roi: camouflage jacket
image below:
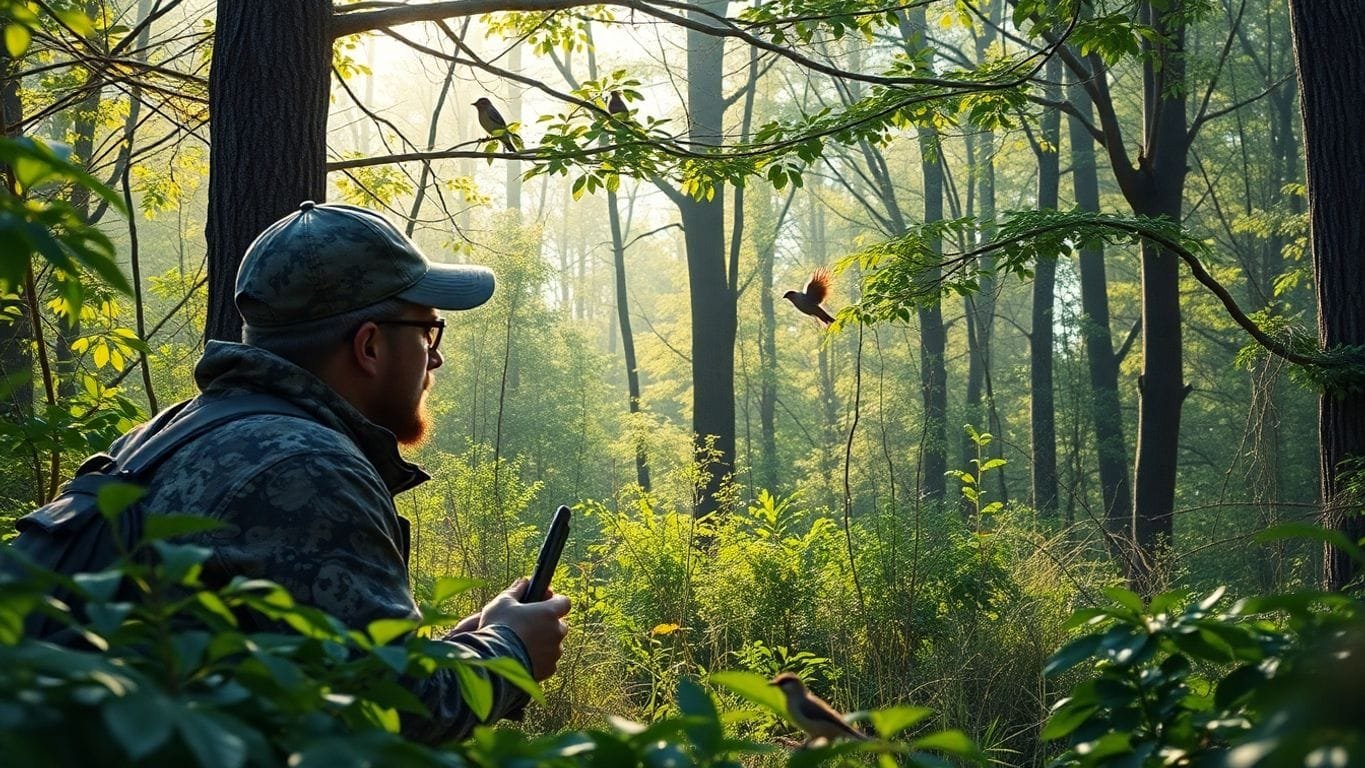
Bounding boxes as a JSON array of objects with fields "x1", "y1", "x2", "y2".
[{"x1": 115, "y1": 341, "x2": 530, "y2": 743}]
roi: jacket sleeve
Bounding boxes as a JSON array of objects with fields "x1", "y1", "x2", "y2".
[{"x1": 192, "y1": 450, "x2": 531, "y2": 742}]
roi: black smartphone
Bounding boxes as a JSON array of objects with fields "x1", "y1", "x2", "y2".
[{"x1": 521, "y1": 505, "x2": 571, "y2": 602}]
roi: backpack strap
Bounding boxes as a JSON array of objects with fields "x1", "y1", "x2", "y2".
[{"x1": 115, "y1": 393, "x2": 312, "y2": 478}]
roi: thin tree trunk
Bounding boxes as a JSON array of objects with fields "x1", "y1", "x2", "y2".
[
  {"x1": 1030, "y1": 54, "x2": 1061, "y2": 518},
  {"x1": 607, "y1": 187, "x2": 650, "y2": 491}
]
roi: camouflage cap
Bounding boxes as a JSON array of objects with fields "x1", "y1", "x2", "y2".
[{"x1": 235, "y1": 201, "x2": 495, "y2": 328}]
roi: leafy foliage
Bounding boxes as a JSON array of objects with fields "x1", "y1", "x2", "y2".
[
  {"x1": 1, "y1": 491, "x2": 985, "y2": 767},
  {"x1": 1043, "y1": 580, "x2": 1364, "y2": 767}
]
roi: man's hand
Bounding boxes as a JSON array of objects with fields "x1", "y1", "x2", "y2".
[{"x1": 477, "y1": 577, "x2": 571, "y2": 680}]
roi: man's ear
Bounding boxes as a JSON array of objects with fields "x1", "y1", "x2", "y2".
[{"x1": 350, "y1": 321, "x2": 384, "y2": 377}]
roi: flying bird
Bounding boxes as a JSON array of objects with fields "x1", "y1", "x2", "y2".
[
  {"x1": 473, "y1": 97, "x2": 518, "y2": 153},
  {"x1": 770, "y1": 673, "x2": 869, "y2": 743},
  {"x1": 782, "y1": 268, "x2": 836, "y2": 325},
  {"x1": 607, "y1": 90, "x2": 629, "y2": 118}
]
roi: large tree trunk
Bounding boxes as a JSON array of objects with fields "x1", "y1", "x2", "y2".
[
  {"x1": 1128, "y1": 3, "x2": 1191, "y2": 588},
  {"x1": 1029, "y1": 55, "x2": 1061, "y2": 518},
  {"x1": 680, "y1": 0, "x2": 737, "y2": 515},
  {"x1": 1068, "y1": 71, "x2": 1132, "y2": 550},
  {"x1": 205, "y1": 0, "x2": 331, "y2": 342},
  {"x1": 1287, "y1": 2, "x2": 1365, "y2": 590}
]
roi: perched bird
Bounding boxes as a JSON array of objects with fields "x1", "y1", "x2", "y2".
[
  {"x1": 782, "y1": 268, "x2": 836, "y2": 325},
  {"x1": 607, "y1": 89, "x2": 629, "y2": 118},
  {"x1": 473, "y1": 97, "x2": 518, "y2": 153},
  {"x1": 770, "y1": 673, "x2": 868, "y2": 742}
]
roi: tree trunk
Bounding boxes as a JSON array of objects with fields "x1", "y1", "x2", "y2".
[
  {"x1": 0, "y1": 35, "x2": 33, "y2": 419},
  {"x1": 679, "y1": 0, "x2": 736, "y2": 515},
  {"x1": 1128, "y1": 3, "x2": 1190, "y2": 588},
  {"x1": 607, "y1": 187, "x2": 650, "y2": 491},
  {"x1": 205, "y1": 0, "x2": 331, "y2": 342},
  {"x1": 962, "y1": 0, "x2": 1001, "y2": 510},
  {"x1": 1287, "y1": 1, "x2": 1365, "y2": 590},
  {"x1": 1068, "y1": 70, "x2": 1132, "y2": 550},
  {"x1": 1029, "y1": 54, "x2": 1061, "y2": 518}
]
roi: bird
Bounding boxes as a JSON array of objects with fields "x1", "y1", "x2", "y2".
[
  {"x1": 607, "y1": 90, "x2": 629, "y2": 119},
  {"x1": 770, "y1": 672, "x2": 869, "y2": 743},
  {"x1": 473, "y1": 97, "x2": 518, "y2": 153},
  {"x1": 782, "y1": 268, "x2": 836, "y2": 325}
]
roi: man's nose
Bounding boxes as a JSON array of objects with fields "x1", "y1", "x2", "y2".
[{"x1": 429, "y1": 347, "x2": 444, "y2": 370}]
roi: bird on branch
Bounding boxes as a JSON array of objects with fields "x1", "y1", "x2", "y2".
[
  {"x1": 782, "y1": 268, "x2": 836, "y2": 325},
  {"x1": 770, "y1": 673, "x2": 869, "y2": 743},
  {"x1": 473, "y1": 97, "x2": 520, "y2": 153},
  {"x1": 607, "y1": 89, "x2": 630, "y2": 119}
]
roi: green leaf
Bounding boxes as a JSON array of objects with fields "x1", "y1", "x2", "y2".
[
  {"x1": 371, "y1": 644, "x2": 409, "y2": 674},
  {"x1": 454, "y1": 661, "x2": 493, "y2": 719},
  {"x1": 1073, "y1": 732, "x2": 1132, "y2": 761},
  {"x1": 97, "y1": 482, "x2": 146, "y2": 520},
  {"x1": 868, "y1": 705, "x2": 933, "y2": 737},
  {"x1": 73, "y1": 570, "x2": 124, "y2": 602},
  {"x1": 103, "y1": 693, "x2": 173, "y2": 760},
  {"x1": 709, "y1": 671, "x2": 787, "y2": 714},
  {"x1": 176, "y1": 710, "x2": 247, "y2": 768},
  {"x1": 87, "y1": 601, "x2": 133, "y2": 635},
  {"x1": 1101, "y1": 586, "x2": 1145, "y2": 613},
  {"x1": 150, "y1": 541, "x2": 211, "y2": 583},
  {"x1": 1044, "y1": 633, "x2": 1104, "y2": 677},
  {"x1": 142, "y1": 514, "x2": 225, "y2": 542},
  {"x1": 1041, "y1": 700, "x2": 1099, "y2": 741},
  {"x1": 4, "y1": 24, "x2": 31, "y2": 57},
  {"x1": 471, "y1": 655, "x2": 544, "y2": 704},
  {"x1": 1256, "y1": 522, "x2": 1365, "y2": 564},
  {"x1": 430, "y1": 576, "x2": 484, "y2": 604},
  {"x1": 366, "y1": 617, "x2": 417, "y2": 646},
  {"x1": 911, "y1": 729, "x2": 981, "y2": 759}
]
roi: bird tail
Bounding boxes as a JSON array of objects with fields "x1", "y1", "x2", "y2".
[{"x1": 815, "y1": 306, "x2": 835, "y2": 325}]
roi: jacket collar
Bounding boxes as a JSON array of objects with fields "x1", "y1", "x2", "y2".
[{"x1": 193, "y1": 341, "x2": 429, "y2": 495}]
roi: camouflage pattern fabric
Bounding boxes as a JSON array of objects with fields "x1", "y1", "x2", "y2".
[{"x1": 116, "y1": 341, "x2": 529, "y2": 743}]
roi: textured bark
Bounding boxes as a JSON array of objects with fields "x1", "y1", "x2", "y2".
[
  {"x1": 205, "y1": 0, "x2": 331, "y2": 342},
  {"x1": 907, "y1": 7, "x2": 947, "y2": 502},
  {"x1": 1029, "y1": 55, "x2": 1061, "y2": 518},
  {"x1": 0, "y1": 37, "x2": 33, "y2": 419},
  {"x1": 1287, "y1": 1, "x2": 1365, "y2": 590},
  {"x1": 679, "y1": 0, "x2": 736, "y2": 515},
  {"x1": 1066, "y1": 1, "x2": 1192, "y2": 588},
  {"x1": 1068, "y1": 72, "x2": 1132, "y2": 547}
]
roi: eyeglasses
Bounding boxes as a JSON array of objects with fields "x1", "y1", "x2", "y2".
[{"x1": 374, "y1": 318, "x2": 445, "y2": 350}]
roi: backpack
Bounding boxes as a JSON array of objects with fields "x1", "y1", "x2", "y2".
[{"x1": 3, "y1": 393, "x2": 309, "y2": 638}]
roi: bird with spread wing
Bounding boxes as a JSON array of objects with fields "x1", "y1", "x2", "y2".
[{"x1": 782, "y1": 268, "x2": 836, "y2": 325}]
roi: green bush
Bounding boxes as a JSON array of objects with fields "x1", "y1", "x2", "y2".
[
  {"x1": 1042, "y1": 571, "x2": 1364, "y2": 766},
  {"x1": 0, "y1": 493, "x2": 984, "y2": 767}
]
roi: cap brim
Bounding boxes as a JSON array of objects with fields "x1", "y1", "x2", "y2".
[{"x1": 398, "y1": 263, "x2": 496, "y2": 310}]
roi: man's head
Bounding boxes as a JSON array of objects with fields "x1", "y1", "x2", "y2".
[{"x1": 235, "y1": 201, "x2": 495, "y2": 444}]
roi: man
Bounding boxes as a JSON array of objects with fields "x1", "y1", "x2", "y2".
[{"x1": 119, "y1": 200, "x2": 569, "y2": 743}]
